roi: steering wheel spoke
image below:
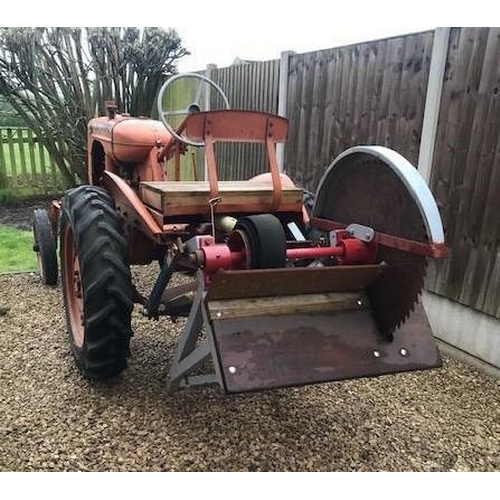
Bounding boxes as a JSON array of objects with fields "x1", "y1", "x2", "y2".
[
  {"x1": 163, "y1": 109, "x2": 190, "y2": 116},
  {"x1": 157, "y1": 72, "x2": 230, "y2": 147}
]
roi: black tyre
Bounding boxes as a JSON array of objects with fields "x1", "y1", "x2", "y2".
[
  {"x1": 33, "y1": 208, "x2": 58, "y2": 285},
  {"x1": 60, "y1": 185, "x2": 133, "y2": 379},
  {"x1": 234, "y1": 214, "x2": 286, "y2": 268}
]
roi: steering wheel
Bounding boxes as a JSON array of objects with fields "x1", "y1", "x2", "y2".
[{"x1": 157, "y1": 72, "x2": 230, "y2": 147}]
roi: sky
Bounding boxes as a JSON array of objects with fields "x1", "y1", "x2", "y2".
[
  {"x1": 4, "y1": 0, "x2": 498, "y2": 73},
  {"x1": 176, "y1": 24, "x2": 434, "y2": 73}
]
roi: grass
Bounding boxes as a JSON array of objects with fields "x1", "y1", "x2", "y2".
[
  {"x1": 0, "y1": 128, "x2": 52, "y2": 176},
  {"x1": 0, "y1": 128, "x2": 65, "y2": 196},
  {"x1": 0, "y1": 225, "x2": 38, "y2": 273}
]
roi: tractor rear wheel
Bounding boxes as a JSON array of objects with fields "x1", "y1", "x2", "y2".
[
  {"x1": 60, "y1": 185, "x2": 133, "y2": 379},
  {"x1": 33, "y1": 208, "x2": 58, "y2": 285}
]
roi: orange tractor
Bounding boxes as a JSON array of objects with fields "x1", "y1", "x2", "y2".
[{"x1": 33, "y1": 73, "x2": 448, "y2": 394}]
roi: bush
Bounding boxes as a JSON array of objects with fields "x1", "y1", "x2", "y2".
[{"x1": 0, "y1": 188, "x2": 18, "y2": 206}]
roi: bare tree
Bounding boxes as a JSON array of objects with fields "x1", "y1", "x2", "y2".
[{"x1": 0, "y1": 27, "x2": 188, "y2": 185}]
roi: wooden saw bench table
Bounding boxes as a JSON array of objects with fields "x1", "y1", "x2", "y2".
[{"x1": 140, "y1": 181, "x2": 303, "y2": 216}]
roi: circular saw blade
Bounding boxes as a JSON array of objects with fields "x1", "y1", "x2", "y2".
[{"x1": 314, "y1": 154, "x2": 428, "y2": 339}]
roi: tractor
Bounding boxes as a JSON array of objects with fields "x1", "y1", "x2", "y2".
[{"x1": 33, "y1": 73, "x2": 448, "y2": 394}]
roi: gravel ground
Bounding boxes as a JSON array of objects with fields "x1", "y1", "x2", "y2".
[{"x1": 0, "y1": 269, "x2": 499, "y2": 472}]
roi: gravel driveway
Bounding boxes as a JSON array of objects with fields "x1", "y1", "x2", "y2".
[{"x1": 0, "y1": 269, "x2": 498, "y2": 471}]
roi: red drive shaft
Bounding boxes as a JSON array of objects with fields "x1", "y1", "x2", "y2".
[
  {"x1": 286, "y1": 238, "x2": 375, "y2": 264},
  {"x1": 201, "y1": 237, "x2": 376, "y2": 275}
]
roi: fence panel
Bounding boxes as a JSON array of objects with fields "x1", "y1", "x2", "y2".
[
  {"x1": 284, "y1": 32, "x2": 434, "y2": 192},
  {"x1": 426, "y1": 27, "x2": 500, "y2": 318},
  {"x1": 0, "y1": 127, "x2": 63, "y2": 195},
  {"x1": 210, "y1": 59, "x2": 280, "y2": 180}
]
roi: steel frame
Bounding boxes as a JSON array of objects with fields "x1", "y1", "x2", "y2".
[{"x1": 167, "y1": 275, "x2": 224, "y2": 393}]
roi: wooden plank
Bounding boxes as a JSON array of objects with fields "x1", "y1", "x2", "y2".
[
  {"x1": 0, "y1": 129, "x2": 7, "y2": 185},
  {"x1": 37, "y1": 132, "x2": 48, "y2": 192},
  {"x1": 367, "y1": 39, "x2": 389, "y2": 142},
  {"x1": 482, "y1": 247, "x2": 500, "y2": 317},
  {"x1": 17, "y1": 128, "x2": 28, "y2": 186},
  {"x1": 140, "y1": 180, "x2": 303, "y2": 216},
  {"x1": 26, "y1": 129, "x2": 37, "y2": 186},
  {"x1": 142, "y1": 180, "x2": 302, "y2": 194},
  {"x1": 208, "y1": 292, "x2": 367, "y2": 320},
  {"x1": 307, "y1": 52, "x2": 328, "y2": 188},
  {"x1": 6, "y1": 129, "x2": 17, "y2": 188},
  {"x1": 283, "y1": 55, "x2": 301, "y2": 180},
  {"x1": 352, "y1": 42, "x2": 372, "y2": 145},
  {"x1": 296, "y1": 52, "x2": 315, "y2": 188},
  {"x1": 319, "y1": 50, "x2": 337, "y2": 168}
]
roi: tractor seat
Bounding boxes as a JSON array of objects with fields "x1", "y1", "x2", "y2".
[{"x1": 139, "y1": 180, "x2": 303, "y2": 216}]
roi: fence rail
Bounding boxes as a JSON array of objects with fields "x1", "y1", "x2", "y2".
[{"x1": 0, "y1": 127, "x2": 64, "y2": 195}]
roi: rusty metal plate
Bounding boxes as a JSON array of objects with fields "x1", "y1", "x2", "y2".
[
  {"x1": 207, "y1": 264, "x2": 387, "y2": 301},
  {"x1": 211, "y1": 302, "x2": 441, "y2": 394}
]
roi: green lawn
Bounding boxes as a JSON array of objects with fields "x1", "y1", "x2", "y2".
[{"x1": 0, "y1": 225, "x2": 38, "y2": 273}]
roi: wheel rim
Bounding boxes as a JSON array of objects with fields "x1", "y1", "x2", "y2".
[
  {"x1": 33, "y1": 224, "x2": 46, "y2": 281},
  {"x1": 62, "y1": 224, "x2": 85, "y2": 348}
]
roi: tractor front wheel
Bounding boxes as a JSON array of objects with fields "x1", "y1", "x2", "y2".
[
  {"x1": 60, "y1": 186, "x2": 133, "y2": 379},
  {"x1": 33, "y1": 208, "x2": 58, "y2": 285}
]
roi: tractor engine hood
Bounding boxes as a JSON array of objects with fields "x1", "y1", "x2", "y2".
[{"x1": 88, "y1": 115, "x2": 173, "y2": 164}]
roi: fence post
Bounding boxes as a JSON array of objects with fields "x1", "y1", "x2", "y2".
[
  {"x1": 417, "y1": 27, "x2": 451, "y2": 184},
  {"x1": 277, "y1": 51, "x2": 293, "y2": 173}
]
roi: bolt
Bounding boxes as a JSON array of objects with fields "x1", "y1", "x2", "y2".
[
  {"x1": 228, "y1": 366, "x2": 237, "y2": 374},
  {"x1": 357, "y1": 299, "x2": 363, "y2": 306},
  {"x1": 400, "y1": 348, "x2": 408, "y2": 357},
  {"x1": 373, "y1": 350, "x2": 380, "y2": 358},
  {"x1": 216, "y1": 311, "x2": 222, "y2": 319}
]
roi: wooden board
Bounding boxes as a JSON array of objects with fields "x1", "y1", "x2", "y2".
[
  {"x1": 140, "y1": 180, "x2": 303, "y2": 216},
  {"x1": 208, "y1": 292, "x2": 368, "y2": 320}
]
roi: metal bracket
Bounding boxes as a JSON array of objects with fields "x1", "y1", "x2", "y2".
[
  {"x1": 346, "y1": 223, "x2": 375, "y2": 242},
  {"x1": 167, "y1": 276, "x2": 224, "y2": 393}
]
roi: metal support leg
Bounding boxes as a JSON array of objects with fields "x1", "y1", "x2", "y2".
[{"x1": 167, "y1": 279, "x2": 224, "y2": 393}]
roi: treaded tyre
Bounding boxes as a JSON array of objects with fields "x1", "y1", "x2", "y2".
[
  {"x1": 234, "y1": 214, "x2": 286, "y2": 268},
  {"x1": 33, "y1": 208, "x2": 58, "y2": 285},
  {"x1": 60, "y1": 185, "x2": 133, "y2": 379}
]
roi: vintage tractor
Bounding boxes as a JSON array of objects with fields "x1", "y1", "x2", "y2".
[{"x1": 33, "y1": 73, "x2": 448, "y2": 394}]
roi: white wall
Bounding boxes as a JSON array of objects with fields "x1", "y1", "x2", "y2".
[{"x1": 423, "y1": 291, "x2": 500, "y2": 378}]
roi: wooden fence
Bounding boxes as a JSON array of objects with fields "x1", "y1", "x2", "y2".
[
  {"x1": 0, "y1": 127, "x2": 64, "y2": 195},
  {"x1": 425, "y1": 27, "x2": 500, "y2": 318},
  {"x1": 210, "y1": 59, "x2": 280, "y2": 180},
  {"x1": 284, "y1": 32, "x2": 434, "y2": 191}
]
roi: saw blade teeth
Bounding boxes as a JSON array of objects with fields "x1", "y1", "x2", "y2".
[{"x1": 315, "y1": 155, "x2": 432, "y2": 337}]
